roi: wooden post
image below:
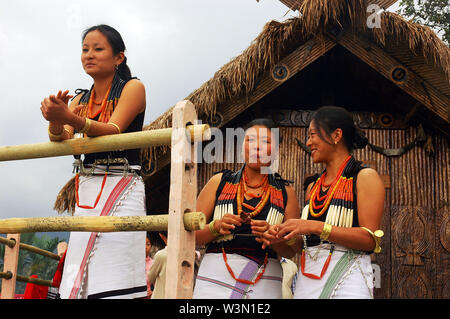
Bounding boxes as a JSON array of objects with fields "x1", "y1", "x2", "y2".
[
  {"x1": 165, "y1": 100, "x2": 198, "y2": 298},
  {"x1": 1, "y1": 233, "x2": 20, "y2": 299}
]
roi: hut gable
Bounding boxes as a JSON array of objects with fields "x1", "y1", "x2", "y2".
[
  {"x1": 142, "y1": 0, "x2": 449, "y2": 299},
  {"x1": 141, "y1": 0, "x2": 449, "y2": 173}
]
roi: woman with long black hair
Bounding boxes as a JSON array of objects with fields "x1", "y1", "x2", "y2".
[
  {"x1": 40, "y1": 25, "x2": 147, "y2": 299},
  {"x1": 261, "y1": 106, "x2": 385, "y2": 299}
]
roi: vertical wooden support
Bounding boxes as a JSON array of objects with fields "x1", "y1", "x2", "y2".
[
  {"x1": 165, "y1": 100, "x2": 198, "y2": 298},
  {"x1": 1, "y1": 233, "x2": 20, "y2": 299}
]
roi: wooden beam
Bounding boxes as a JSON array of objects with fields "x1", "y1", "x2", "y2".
[
  {"x1": 145, "y1": 35, "x2": 336, "y2": 178},
  {"x1": 165, "y1": 100, "x2": 198, "y2": 299},
  {"x1": 218, "y1": 34, "x2": 336, "y2": 127},
  {"x1": 335, "y1": 32, "x2": 449, "y2": 125}
]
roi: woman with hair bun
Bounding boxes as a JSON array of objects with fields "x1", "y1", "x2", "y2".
[
  {"x1": 40, "y1": 25, "x2": 147, "y2": 299},
  {"x1": 261, "y1": 106, "x2": 385, "y2": 299}
]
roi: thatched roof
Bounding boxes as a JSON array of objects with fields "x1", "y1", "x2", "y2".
[
  {"x1": 140, "y1": 0, "x2": 449, "y2": 169},
  {"x1": 54, "y1": 0, "x2": 449, "y2": 214}
]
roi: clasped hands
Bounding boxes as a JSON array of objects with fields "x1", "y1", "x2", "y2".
[
  {"x1": 40, "y1": 90, "x2": 82, "y2": 125},
  {"x1": 215, "y1": 214, "x2": 309, "y2": 249}
]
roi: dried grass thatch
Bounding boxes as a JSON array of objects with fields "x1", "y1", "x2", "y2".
[
  {"x1": 141, "y1": 0, "x2": 449, "y2": 163},
  {"x1": 55, "y1": 0, "x2": 450, "y2": 213}
]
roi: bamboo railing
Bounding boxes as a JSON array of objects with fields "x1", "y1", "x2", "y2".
[{"x1": 0, "y1": 100, "x2": 208, "y2": 299}]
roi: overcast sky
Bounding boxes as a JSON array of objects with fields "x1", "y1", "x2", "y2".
[
  {"x1": 0, "y1": 1, "x2": 402, "y2": 220},
  {"x1": 0, "y1": 0, "x2": 296, "y2": 219}
]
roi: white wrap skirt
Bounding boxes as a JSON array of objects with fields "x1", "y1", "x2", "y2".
[
  {"x1": 293, "y1": 243, "x2": 374, "y2": 299},
  {"x1": 193, "y1": 253, "x2": 283, "y2": 299},
  {"x1": 59, "y1": 170, "x2": 147, "y2": 299}
]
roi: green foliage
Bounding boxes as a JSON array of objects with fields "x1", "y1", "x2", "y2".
[
  {"x1": 0, "y1": 233, "x2": 62, "y2": 296},
  {"x1": 398, "y1": 0, "x2": 450, "y2": 45}
]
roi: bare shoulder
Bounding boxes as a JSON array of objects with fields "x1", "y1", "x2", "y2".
[
  {"x1": 357, "y1": 167, "x2": 384, "y2": 192},
  {"x1": 285, "y1": 184, "x2": 297, "y2": 197},
  {"x1": 206, "y1": 172, "x2": 223, "y2": 189},
  {"x1": 357, "y1": 167, "x2": 381, "y2": 182},
  {"x1": 123, "y1": 78, "x2": 145, "y2": 91}
]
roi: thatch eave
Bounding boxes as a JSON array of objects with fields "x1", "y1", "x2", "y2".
[{"x1": 140, "y1": 1, "x2": 449, "y2": 172}]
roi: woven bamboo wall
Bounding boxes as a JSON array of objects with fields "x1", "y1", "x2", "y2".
[{"x1": 197, "y1": 123, "x2": 449, "y2": 299}]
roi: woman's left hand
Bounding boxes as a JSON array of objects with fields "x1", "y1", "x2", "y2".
[
  {"x1": 255, "y1": 224, "x2": 286, "y2": 249},
  {"x1": 250, "y1": 219, "x2": 270, "y2": 237},
  {"x1": 40, "y1": 90, "x2": 73, "y2": 124},
  {"x1": 274, "y1": 218, "x2": 311, "y2": 241}
]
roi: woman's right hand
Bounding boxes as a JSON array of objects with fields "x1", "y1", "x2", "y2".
[
  {"x1": 215, "y1": 214, "x2": 244, "y2": 235},
  {"x1": 40, "y1": 90, "x2": 74, "y2": 124}
]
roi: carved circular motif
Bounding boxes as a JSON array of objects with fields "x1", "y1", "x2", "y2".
[
  {"x1": 439, "y1": 211, "x2": 450, "y2": 252},
  {"x1": 379, "y1": 113, "x2": 394, "y2": 127},
  {"x1": 272, "y1": 65, "x2": 289, "y2": 81},
  {"x1": 394, "y1": 208, "x2": 430, "y2": 258},
  {"x1": 391, "y1": 66, "x2": 407, "y2": 83},
  {"x1": 208, "y1": 112, "x2": 223, "y2": 127},
  {"x1": 397, "y1": 272, "x2": 431, "y2": 298}
]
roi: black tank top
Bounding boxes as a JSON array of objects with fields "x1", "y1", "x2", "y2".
[
  {"x1": 83, "y1": 110, "x2": 145, "y2": 166},
  {"x1": 206, "y1": 170, "x2": 288, "y2": 264},
  {"x1": 304, "y1": 159, "x2": 363, "y2": 246}
]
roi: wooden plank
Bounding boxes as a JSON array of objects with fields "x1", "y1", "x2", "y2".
[
  {"x1": 335, "y1": 32, "x2": 449, "y2": 127},
  {"x1": 219, "y1": 34, "x2": 336, "y2": 127},
  {"x1": 1, "y1": 234, "x2": 20, "y2": 299},
  {"x1": 165, "y1": 100, "x2": 198, "y2": 298}
]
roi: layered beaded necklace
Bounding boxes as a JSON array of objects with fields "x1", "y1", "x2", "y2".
[
  {"x1": 74, "y1": 73, "x2": 127, "y2": 209},
  {"x1": 307, "y1": 155, "x2": 356, "y2": 227},
  {"x1": 214, "y1": 166, "x2": 286, "y2": 285},
  {"x1": 301, "y1": 155, "x2": 359, "y2": 280}
]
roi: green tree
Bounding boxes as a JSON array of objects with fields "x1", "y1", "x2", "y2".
[
  {"x1": 0, "y1": 233, "x2": 62, "y2": 296},
  {"x1": 397, "y1": 0, "x2": 450, "y2": 45}
]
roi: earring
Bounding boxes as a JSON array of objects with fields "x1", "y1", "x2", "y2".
[{"x1": 115, "y1": 65, "x2": 119, "y2": 70}]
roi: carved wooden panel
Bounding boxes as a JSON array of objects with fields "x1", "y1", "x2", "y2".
[
  {"x1": 197, "y1": 122, "x2": 448, "y2": 298},
  {"x1": 392, "y1": 207, "x2": 433, "y2": 266},
  {"x1": 392, "y1": 206, "x2": 435, "y2": 298}
]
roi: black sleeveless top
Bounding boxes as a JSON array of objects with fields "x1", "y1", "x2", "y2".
[
  {"x1": 205, "y1": 170, "x2": 288, "y2": 264},
  {"x1": 304, "y1": 159, "x2": 364, "y2": 247},
  {"x1": 74, "y1": 76, "x2": 145, "y2": 166},
  {"x1": 83, "y1": 110, "x2": 145, "y2": 166}
]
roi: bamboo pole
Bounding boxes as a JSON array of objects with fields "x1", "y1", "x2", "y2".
[
  {"x1": 0, "y1": 237, "x2": 60, "y2": 260},
  {"x1": 0, "y1": 271, "x2": 54, "y2": 288},
  {"x1": 20, "y1": 243, "x2": 60, "y2": 261},
  {"x1": 0, "y1": 236, "x2": 15, "y2": 248},
  {"x1": 0, "y1": 213, "x2": 205, "y2": 234},
  {"x1": 0, "y1": 124, "x2": 210, "y2": 162},
  {"x1": 16, "y1": 274, "x2": 54, "y2": 287}
]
